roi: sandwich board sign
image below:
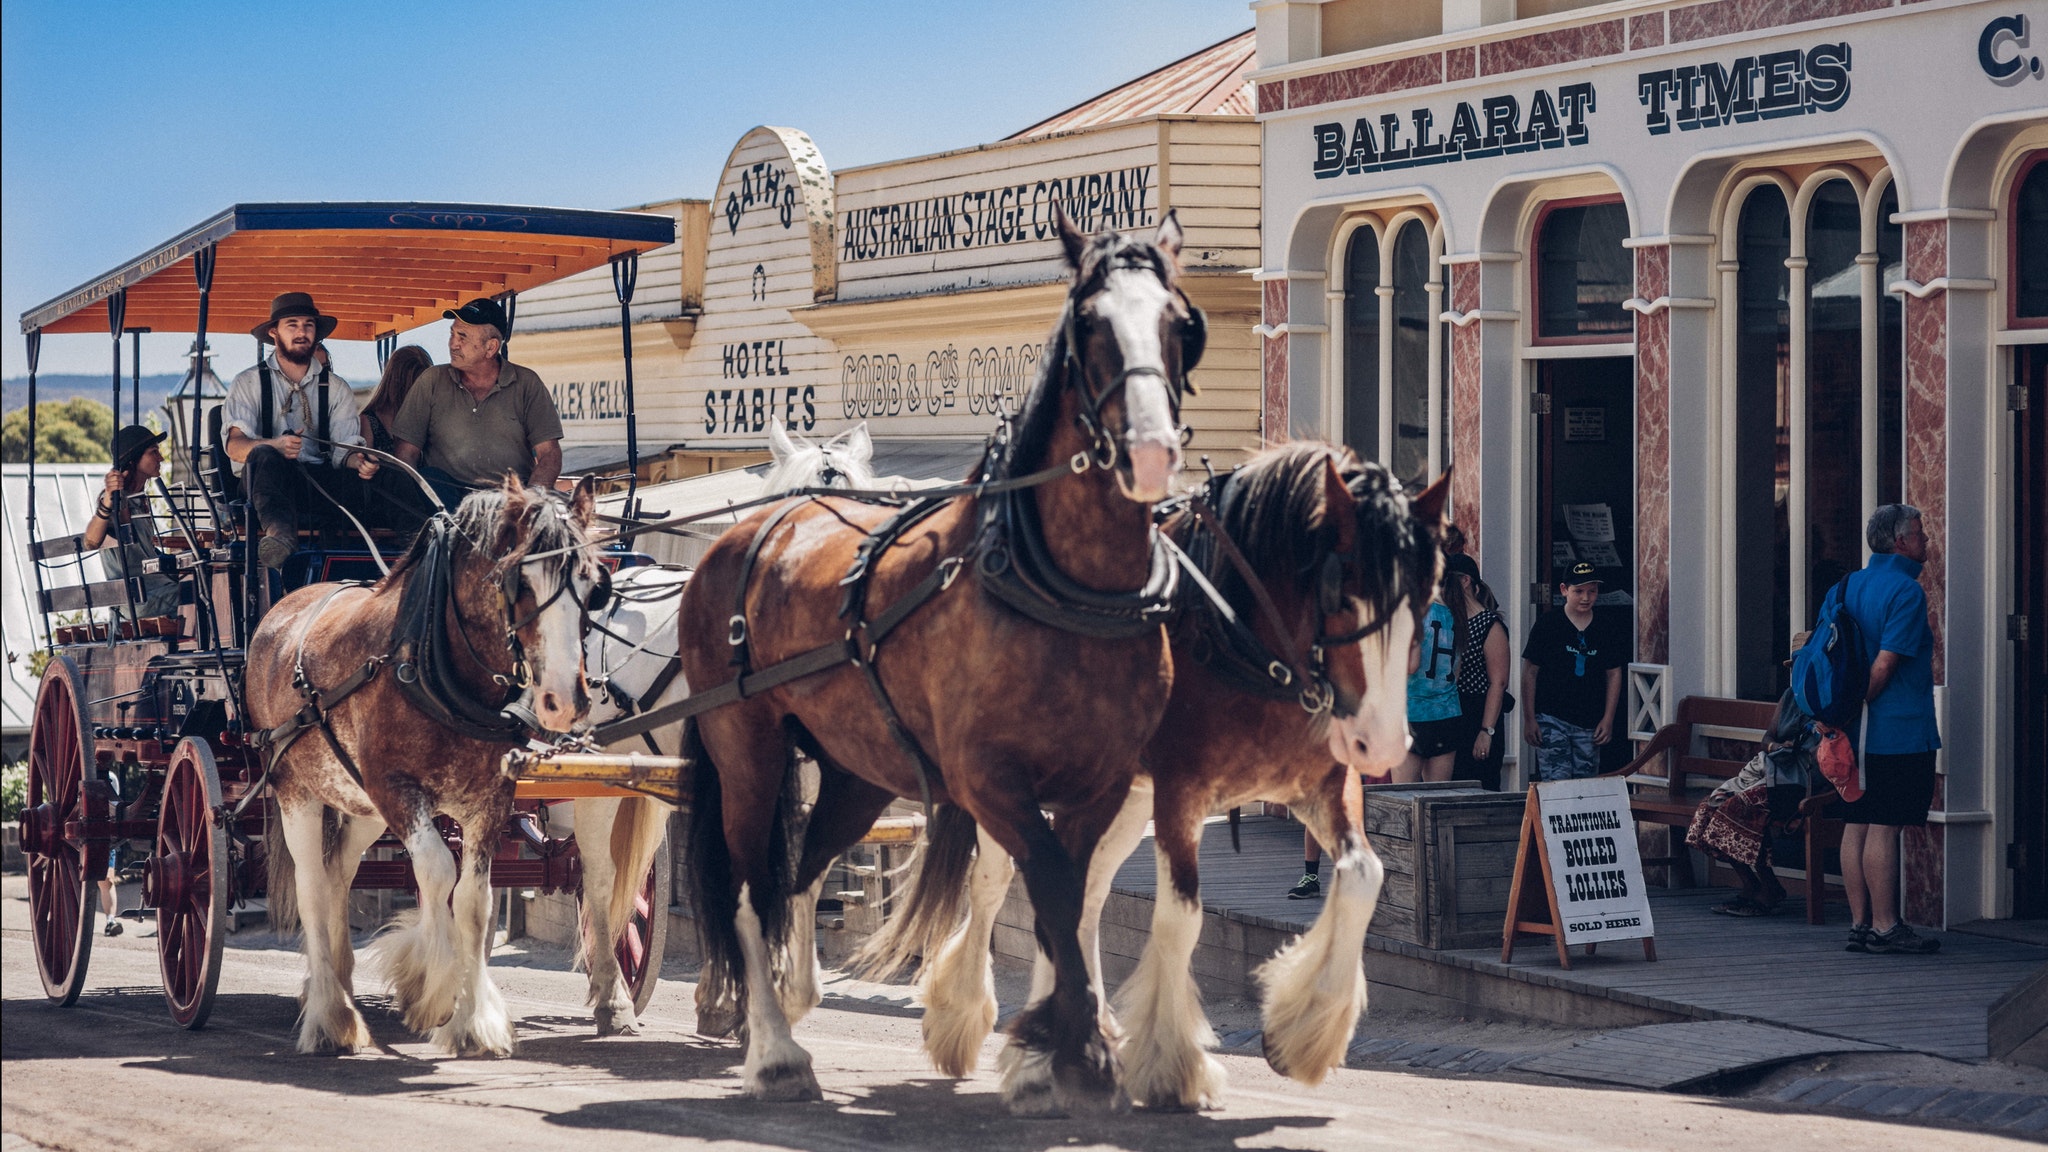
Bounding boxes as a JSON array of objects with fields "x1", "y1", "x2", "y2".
[{"x1": 1502, "y1": 776, "x2": 1657, "y2": 969}]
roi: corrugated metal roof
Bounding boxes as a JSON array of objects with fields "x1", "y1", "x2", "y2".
[
  {"x1": 3, "y1": 464, "x2": 113, "y2": 735},
  {"x1": 1009, "y1": 30, "x2": 1256, "y2": 140}
]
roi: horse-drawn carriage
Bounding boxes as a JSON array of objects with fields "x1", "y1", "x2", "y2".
[{"x1": 16, "y1": 202, "x2": 677, "y2": 1028}]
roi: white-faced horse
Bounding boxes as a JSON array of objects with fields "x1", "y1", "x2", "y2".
[{"x1": 568, "y1": 423, "x2": 882, "y2": 1036}]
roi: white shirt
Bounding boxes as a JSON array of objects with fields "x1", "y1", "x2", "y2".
[{"x1": 222, "y1": 351, "x2": 363, "y2": 474}]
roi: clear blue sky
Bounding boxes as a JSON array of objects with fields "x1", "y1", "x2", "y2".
[{"x1": 2, "y1": 0, "x2": 1248, "y2": 384}]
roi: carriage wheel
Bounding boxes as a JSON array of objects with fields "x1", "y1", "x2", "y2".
[
  {"x1": 24, "y1": 655, "x2": 104, "y2": 1005},
  {"x1": 150, "y1": 738, "x2": 228, "y2": 1028},
  {"x1": 617, "y1": 842, "x2": 671, "y2": 1015}
]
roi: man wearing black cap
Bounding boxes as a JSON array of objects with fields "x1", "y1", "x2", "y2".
[
  {"x1": 222, "y1": 292, "x2": 378, "y2": 569},
  {"x1": 391, "y1": 298, "x2": 564, "y2": 508},
  {"x1": 83, "y1": 424, "x2": 181, "y2": 619},
  {"x1": 1520, "y1": 561, "x2": 1628, "y2": 781}
]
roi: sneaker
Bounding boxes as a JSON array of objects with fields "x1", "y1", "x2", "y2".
[
  {"x1": 1845, "y1": 923, "x2": 1872, "y2": 952},
  {"x1": 257, "y1": 533, "x2": 295, "y2": 570},
  {"x1": 1286, "y1": 873, "x2": 1322, "y2": 900},
  {"x1": 103, "y1": 919, "x2": 123, "y2": 937},
  {"x1": 1865, "y1": 923, "x2": 1941, "y2": 955}
]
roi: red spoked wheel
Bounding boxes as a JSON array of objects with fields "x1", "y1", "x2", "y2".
[
  {"x1": 23, "y1": 655, "x2": 106, "y2": 1005},
  {"x1": 617, "y1": 841, "x2": 671, "y2": 1014},
  {"x1": 148, "y1": 738, "x2": 228, "y2": 1028}
]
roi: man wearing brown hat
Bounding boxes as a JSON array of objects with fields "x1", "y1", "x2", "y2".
[
  {"x1": 391, "y1": 297, "x2": 564, "y2": 508},
  {"x1": 223, "y1": 292, "x2": 379, "y2": 569}
]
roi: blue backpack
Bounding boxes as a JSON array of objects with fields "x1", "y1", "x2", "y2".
[{"x1": 1792, "y1": 573, "x2": 1869, "y2": 727}]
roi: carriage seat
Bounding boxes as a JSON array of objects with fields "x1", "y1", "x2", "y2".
[{"x1": 1602, "y1": 695, "x2": 1845, "y2": 924}]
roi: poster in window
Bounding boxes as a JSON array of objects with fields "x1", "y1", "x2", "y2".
[
  {"x1": 1564, "y1": 503, "x2": 1615, "y2": 543},
  {"x1": 1564, "y1": 406, "x2": 1606, "y2": 442}
]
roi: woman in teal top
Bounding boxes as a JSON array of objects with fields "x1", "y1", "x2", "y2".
[{"x1": 1394, "y1": 597, "x2": 1465, "y2": 783}]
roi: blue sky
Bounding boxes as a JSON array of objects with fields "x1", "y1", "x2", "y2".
[{"x1": 2, "y1": 0, "x2": 1248, "y2": 383}]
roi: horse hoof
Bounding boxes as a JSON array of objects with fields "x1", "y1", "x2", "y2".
[
  {"x1": 594, "y1": 1006, "x2": 640, "y2": 1038},
  {"x1": 998, "y1": 1043, "x2": 1063, "y2": 1117},
  {"x1": 746, "y1": 1060, "x2": 822, "y2": 1102},
  {"x1": 1054, "y1": 1065, "x2": 1130, "y2": 1118},
  {"x1": 696, "y1": 1001, "x2": 742, "y2": 1039}
]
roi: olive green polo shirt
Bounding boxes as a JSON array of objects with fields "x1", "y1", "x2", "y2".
[{"x1": 392, "y1": 360, "x2": 565, "y2": 487}]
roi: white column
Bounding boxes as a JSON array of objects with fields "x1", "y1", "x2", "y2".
[
  {"x1": 1787, "y1": 252, "x2": 1810, "y2": 635},
  {"x1": 1858, "y1": 248, "x2": 1880, "y2": 559},
  {"x1": 1426, "y1": 271, "x2": 1444, "y2": 479},
  {"x1": 1376, "y1": 284, "x2": 1396, "y2": 464}
]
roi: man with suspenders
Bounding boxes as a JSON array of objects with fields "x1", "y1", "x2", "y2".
[{"x1": 222, "y1": 293, "x2": 378, "y2": 569}]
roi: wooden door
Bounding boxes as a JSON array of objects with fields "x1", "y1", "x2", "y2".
[{"x1": 2013, "y1": 344, "x2": 2047, "y2": 918}]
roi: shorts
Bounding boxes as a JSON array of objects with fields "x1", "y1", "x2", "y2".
[
  {"x1": 1837, "y1": 750, "x2": 1937, "y2": 826},
  {"x1": 1410, "y1": 715, "x2": 1465, "y2": 759},
  {"x1": 1533, "y1": 714, "x2": 1601, "y2": 781}
]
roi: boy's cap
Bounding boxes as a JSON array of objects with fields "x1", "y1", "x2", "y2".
[{"x1": 1559, "y1": 560, "x2": 1602, "y2": 588}]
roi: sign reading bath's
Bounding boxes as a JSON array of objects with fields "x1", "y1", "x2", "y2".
[{"x1": 1536, "y1": 777, "x2": 1655, "y2": 946}]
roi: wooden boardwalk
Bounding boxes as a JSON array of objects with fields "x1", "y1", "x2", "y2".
[{"x1": 1104, "y1": 814, "x2": 2048, "y2": 1060}]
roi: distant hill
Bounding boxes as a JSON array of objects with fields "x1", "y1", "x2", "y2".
[{"x1": 4, "y1": 374, "x2": 185, "y2": 418}]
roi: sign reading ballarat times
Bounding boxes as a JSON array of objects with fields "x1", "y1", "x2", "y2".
[{"x1": 1536, "y1": 777, "x2": 1655, "y2": 946}]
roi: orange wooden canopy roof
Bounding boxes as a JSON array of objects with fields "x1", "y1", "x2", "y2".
[{"x1": 21, "y1": 202, "x2": 676, "y2": 340}]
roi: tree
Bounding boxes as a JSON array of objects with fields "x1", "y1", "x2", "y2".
[{"x1": 1, "y1": 399, "x2": 115, "y2": 463}]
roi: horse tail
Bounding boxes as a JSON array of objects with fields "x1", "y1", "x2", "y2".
[
  {"x1": 681, "y1": 719, "x2": 744, "y2": 1031},
  {"x1": 849, "y1": 803, "x2": 980, "y2": 980},
  {"x1": 265, "y1": 801, "x2": 299, "y2": 938},
  {"x1": 604, "y1": 795, "x2": 671, "y2": 951}
]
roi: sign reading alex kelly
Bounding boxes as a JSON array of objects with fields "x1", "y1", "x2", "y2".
[{"x1": 1536, "y1": 777, "x2": 1655, "y2": 946}]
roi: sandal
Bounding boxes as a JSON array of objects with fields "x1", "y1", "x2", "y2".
[{"x1": 1711, "y1": 897, "x2": 1776, "y2": 917}]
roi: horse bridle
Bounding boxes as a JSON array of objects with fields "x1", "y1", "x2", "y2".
[
  {"x1": 452, "y1": 513, "x2": 611, "y2": 696},
  {"x1": 1057, "y1": 246, "x2": 1207, "y2": 472}
]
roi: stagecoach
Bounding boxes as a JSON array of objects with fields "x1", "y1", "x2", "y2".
[{"x1": 15, "y1": 202, "x2": 679, "y2": 1027}]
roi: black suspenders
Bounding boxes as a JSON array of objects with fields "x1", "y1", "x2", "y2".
[{"x1": 254, "y1": 356, "x2": 332, "y2": 459}]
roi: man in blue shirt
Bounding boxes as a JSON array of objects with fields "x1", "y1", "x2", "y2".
[{"x1": 1837, "y1": 504, "x2": 1942, "y2": 956}]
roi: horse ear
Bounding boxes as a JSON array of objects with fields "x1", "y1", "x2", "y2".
[
  {"x1": 1322, "y1": 455, "x2": 1357, "y2": 556},
  {"x1": 569, "y1": 474, "x2": 597, "y2": 528},
  {"x1": 1053, "y1": 200, "x2": 1086, "y2": 268},
  {"x1": 843, "y1": 421, "x2": 872, "y2": 463},
  {"x1": 768, "y1": 420, "x2": 797, "y2": 463},
  {"x1": 1154, "y1": 209, "x2": 1185, "y2": 260},
  {"x1": 1411, "y1": 466, "x2": 1452, "y2": 536}
]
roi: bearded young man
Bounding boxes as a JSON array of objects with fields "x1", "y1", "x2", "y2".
[{"x1": 223, "y1": 293, "x2": 379, "y2": 569}]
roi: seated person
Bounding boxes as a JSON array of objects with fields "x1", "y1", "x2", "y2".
[
  {"x1": 221, "y1": 293, "x2": 380, "y2": 568},
  {"x1": 356, "y1": 344, "x2": 437, "y2": 531},
  {"x1": 392, "y1": 298, "x2": 564, "y2": 508},
  {"x1": 1689, "y1": 642, "x2": 1823, "y2": 917},
  {"x1": 83, "y1": 425, "x2": 181, "y2": 621}
]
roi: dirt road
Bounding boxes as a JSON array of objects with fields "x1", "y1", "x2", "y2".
[{"x1": 1, "y1": 878, "x2": 2010, "y2": 1151}]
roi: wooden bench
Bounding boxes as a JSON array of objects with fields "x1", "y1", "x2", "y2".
[{"x1": 1605, "y1": 695, "x2": 1844, "y2": 924}]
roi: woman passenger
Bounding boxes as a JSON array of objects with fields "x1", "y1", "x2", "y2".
[
  {"x1": 83, "y1": 425, "x2": 181, "y2": 622},
  {"x1": 356, "y1": 345, "x2": 435, "y2": 531}
]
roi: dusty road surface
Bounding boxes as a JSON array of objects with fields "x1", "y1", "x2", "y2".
[{"x1": 1, "y1": 878, "x2": 2015, "y2": 1151}]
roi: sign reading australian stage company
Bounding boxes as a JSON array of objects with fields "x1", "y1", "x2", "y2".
[
  {"x1": 1312, "y1": 82, "x2": 1595, "y2": 178},
  {"x1": 841, "y1": 164, "x2": 1155, "y2": 262}
]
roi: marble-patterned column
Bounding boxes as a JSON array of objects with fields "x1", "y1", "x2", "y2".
[
  {"x1": 1900, "y1": 217, "x2": 1948, "y2": 928},
  {"x1": 1634, "y1": 245, "x2": 1671, "y2": 665},
  {"x1": 1448, "y1": 263, "x2": 1483, "y2": 556},
  {"x1": 1262, "y1": 278, "x2": 1289, "y2": 443}
]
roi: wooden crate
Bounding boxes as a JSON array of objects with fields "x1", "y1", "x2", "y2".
[{"x1": 1364, "y1": 781, "x2": 1526, "y2": 951}]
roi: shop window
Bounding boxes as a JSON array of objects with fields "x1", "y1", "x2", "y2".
[
  {"x1": 1534, "y1": 200, "x2": 1633, "y2": 341},
  {"x1": 1342, "y1": 226, "x2": 1381, "y2": 458},
  {"x1": 1805, "y1": 180, "x2": 1863, "y2": 610},
  {"x1": 1391, "y1": 220, "x2": 1433, "y2": 489},
  {"x1": 1878, "y1": 183, "x2": 1904, "y2": 505},
  {"x1": 2015, "y1": 154, "x2": 2048, "y2": 325},
  {"x1": 1733, "y1": 184, "x2": 1791, "y2": 702}
]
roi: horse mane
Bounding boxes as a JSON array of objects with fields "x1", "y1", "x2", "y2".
[
  {"x1": 1214, "y1": 442, "x2": 1436, "y2": 631},
  {"x1": 997, "y1": 229, "x2": 1181, "y2": 480},
  {"x1": 378, "y1": 482, "x2": 588, "y2": 591}
]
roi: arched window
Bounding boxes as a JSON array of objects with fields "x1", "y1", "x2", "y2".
[
  {"x1": 1534, "y1": 200, "x2": 1633, "y2": 341},
  {"x1": 1804, "y1": 179, "x2": 1862, "y2": 611},
  {"x1": 1732, "y1": 184, "x2": 1791, "y2": 702},
  {"x1": 2015, "y1": 155, "x2": 2048, "y2": 326},
  {"x1": 1391, "y1": 219, "x2": 1432, "y2": 489},
  {"x1": 1342, "y1": 226, "x2": 1380, "y2": 457}
]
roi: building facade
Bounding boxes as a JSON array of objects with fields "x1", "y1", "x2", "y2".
[{"x1": 1255, "y1": 0, "x2": 2046, "y2": 924}]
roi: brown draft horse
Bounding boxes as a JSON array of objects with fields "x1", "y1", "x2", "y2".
[
  {"x1": 868, "y1": 445, "x2": 1447, "y2": 1109},
  {"x1": 247, "y1": 478, "x2": 607, "y2": 1055},
  {"x1": 676, "y1": 209, "x2": 1198, "y2": 1113}
]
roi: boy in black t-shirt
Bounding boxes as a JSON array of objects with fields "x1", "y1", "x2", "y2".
[{"x1": 1520, "y1": 562, "x2": 1627, "y2": 781}]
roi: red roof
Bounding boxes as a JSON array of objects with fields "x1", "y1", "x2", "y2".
[{"x1": 1009, "y1": 30, "x2": 1255, "y2": 140}]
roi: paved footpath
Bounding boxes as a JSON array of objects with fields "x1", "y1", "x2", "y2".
[{"x1": 1, "y1": 879, "x2": 2024, "y2": 1150}]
